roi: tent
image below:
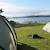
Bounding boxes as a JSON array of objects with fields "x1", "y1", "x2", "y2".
[
  {"x1": 43, "y1": 22, "x2": 50, "y2": 33},
  {"x1": 0, "y1": 15, "x2": 17, "y2": 50}
]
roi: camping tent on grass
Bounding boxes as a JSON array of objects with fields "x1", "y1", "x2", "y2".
[{"x1": 43, "y1": 22, "x2": 50, "y2": 33}]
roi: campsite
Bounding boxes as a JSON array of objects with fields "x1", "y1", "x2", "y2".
[
  {"x1": 14, "y1": 22, "x2": 50, "y2": 50},
  {"x1": 0, "y1": 0, "x2": 50, "y2": 50}
]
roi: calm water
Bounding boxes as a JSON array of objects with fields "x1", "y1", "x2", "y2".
[{"x1": 8, "y1": 17, "x2": 50, "y2": 23}]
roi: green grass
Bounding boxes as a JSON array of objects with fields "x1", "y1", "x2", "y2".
[{"x1": 15, "y1": 22, "x2": 50, "y2": 50}]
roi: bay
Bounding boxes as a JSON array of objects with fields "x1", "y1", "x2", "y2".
[{"x1": 8, "y1": 17, "x2": 50, "y2": 23}]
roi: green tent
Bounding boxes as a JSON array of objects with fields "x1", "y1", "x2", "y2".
[{"x1": 0, "y1": 15, "x2": 17, "y2": 50}]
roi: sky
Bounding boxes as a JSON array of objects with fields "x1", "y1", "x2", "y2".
[{"x1": 0, "y1": 0, "x2": 50, "y2": 17}]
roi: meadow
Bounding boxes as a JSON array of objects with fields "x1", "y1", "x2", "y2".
[{"x1": 14, "y1": 22, "x2": 50, "y2": 50}]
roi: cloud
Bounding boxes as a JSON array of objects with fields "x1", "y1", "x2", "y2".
[
  {"x1": 0, "y1": 2, "x2": 50, "y2": 17},
  {"x1": 0, "y1": 2, "x2": 34, "y2": 17}
]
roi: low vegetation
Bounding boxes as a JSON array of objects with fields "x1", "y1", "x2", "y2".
[{"x1": 14, "y1": 22, "x2": 50, "y2": 50}]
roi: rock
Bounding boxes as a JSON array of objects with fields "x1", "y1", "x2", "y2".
[{"x1": 32, "y1": 34, "x2": 44, "y2": 39}]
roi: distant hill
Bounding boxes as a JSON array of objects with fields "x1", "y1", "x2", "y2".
[
  {"x1": 6, "y1": 15, "x2": 50, "y2": 19},
  {"x1": 26, "y1": 15, "x2": 50, "y2": 17},
  {"x1": 13, "y1": 15, "x2": 50, "y2": 18}
]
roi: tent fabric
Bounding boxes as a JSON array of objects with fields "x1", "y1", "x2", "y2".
[
  {"x1": 43, "y1": 22, "x2": 50, "y2": 33},
  {"x1": 0, "y1": 15, "x2": 17, "y2": 50}
]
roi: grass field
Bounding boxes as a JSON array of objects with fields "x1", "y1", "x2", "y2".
[{"x1": 15, "y1": 22, "x2": 50, "y2": 50}]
